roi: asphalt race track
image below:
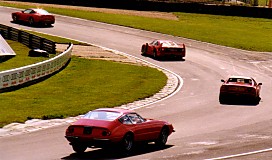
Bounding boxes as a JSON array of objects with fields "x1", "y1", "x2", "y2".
[{"x1": 1, "y1": 6, "x2": 272, "y2": 160}]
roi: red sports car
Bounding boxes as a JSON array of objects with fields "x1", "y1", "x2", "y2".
[
  {"x1": 12, "y1": 8, "x2": 55, "y2": 26},
  {"x1": 65, "y1": 108, "x2": 175, "y2": 153},
  {"x1": 141, "y1": 40, "x2": 186, "y2": 59},
  {"x1": 219, "y1": 76, "x2": 262, "y2": 104}
]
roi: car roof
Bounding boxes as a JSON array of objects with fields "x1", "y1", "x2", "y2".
[{"x1": 94, "y1": 108, "x2": 135, "y2": 114}]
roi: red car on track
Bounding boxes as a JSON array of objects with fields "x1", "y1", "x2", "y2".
[
  {"x1": 219, "y1": 76, "x2": 262, "y2": 104},
  {"x1": 65, "y1": 108, "x2": 175, "y2": 153},
  {"x1": 141, "y1": 40, "x2": 186, "y2": 60},
  {"x1": 11, "y1": 8, "x2": 55, "y2": 26}
]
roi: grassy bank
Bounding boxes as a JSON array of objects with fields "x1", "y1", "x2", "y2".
[
  {"x1": 0, "y1": 56, "x2": 167, "y2": 127},
  {"x1": 0, "y1": 2, "x2": 271, "y2": 52}
]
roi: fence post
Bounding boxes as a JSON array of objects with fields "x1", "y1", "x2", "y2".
[
  {"x1": 29, "y1": 34, "x2": 32, "y2": 49},
  {"x1": 40, "y1": 38, "x2": 44, "y2": 50},
  {"x1": 7, "y1": 27, "x2": 11, "y2": 39},
  {"x1": 52, "y1": 42, "x2": 56, "y2": 54},
  {"x1": 18, "y1": 30, "x2": 22, "y2": 42}
]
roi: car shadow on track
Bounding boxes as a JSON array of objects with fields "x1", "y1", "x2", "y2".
[
  {"x1": 61, "y1": 144, "x2": 173, "y2": 160},
  {"x1": 10, "y1": 21, "x2": 54, "y2": 28}
]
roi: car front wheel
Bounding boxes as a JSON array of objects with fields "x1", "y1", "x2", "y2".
[
  {"x1": 153, "y1": 50, "x2": 158, "y2": 59},
  {"x1": 12, "y1": 15, "x2": 18, "y2": 22},
  {"x1": 29, "y1": 17, "x2": 34, "y2": 25},
  {"x1": 155, "y1": 127, "x2": 169, "y2": 147}
]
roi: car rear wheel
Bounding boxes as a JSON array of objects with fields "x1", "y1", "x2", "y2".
[
  {"x1": 121, "y1": 133, "x2": 134, "y2": 152},
  {"x1": 72, "y1": 143, "x2": 87, "y2": 153},
  {"x1": 219, "y1": 94, "x2": 226, "y2": 104},
  {"x1": 155, "y1": 127, "x2": 169, "y2": 147}
]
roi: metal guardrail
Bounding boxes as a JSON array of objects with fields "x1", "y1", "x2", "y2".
[
  {"x1": 0, "y1": 24, "x2": 56, "y2": 54},
  {"x1": 0, "y1": 43, "x2": 73, "y2": 90}
]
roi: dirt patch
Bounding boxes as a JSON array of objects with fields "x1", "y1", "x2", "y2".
[
  {"x1": 3, "y1": 1, "x2": 179, "y2": 20},
  {"x1": 57, "y1": 44, "x2": 142, "y2": 65}
]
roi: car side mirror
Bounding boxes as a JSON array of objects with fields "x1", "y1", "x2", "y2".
[
  {"x1": 221, "y1": 79, "x2": 225, "y2": 82},
  {"x1": 258, "y1": 83, "x2": 262, "y2": 85}
]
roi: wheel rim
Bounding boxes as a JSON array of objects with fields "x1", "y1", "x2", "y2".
[
  {"x1": 124, "y1": 134, "x2": 133, "y2": 151},
  {"x1": 13, "y1": 15, "x2": 17, "y2": 21},
  {"x1": 29, "y1": 18, "x2": 34, "y2": 25},
  {"x1": 153, "y1": 51, "x2": 157, "y2": 58}
]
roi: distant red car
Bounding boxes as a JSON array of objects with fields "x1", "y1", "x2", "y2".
[
  {"x1": 141, "y1": 40, "x2": 186, "y2": 59},
  {"x1": 219, "y1": 76, "x2": 262, "y2": 104},
  {"x1": 12, "y1": 8, "x2": 55, "y2": 26},
  {"x1": 65, "y1": 108, "x2": 175, "y2": 153}
]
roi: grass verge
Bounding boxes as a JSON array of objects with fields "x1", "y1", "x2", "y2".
[{"x1": 0, "y1": 2, "x2": 271, "y2": 52}]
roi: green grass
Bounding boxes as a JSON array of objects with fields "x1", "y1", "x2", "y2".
[
  {"x1": 0, "y1": 56, "x2": 167, "y2": 127},
  {"x1": 0, "y1": 2, "x2": 271, "y2": 52},
  {"x1": 0, "y1": 40, "x2": 50, "y2": 71}
]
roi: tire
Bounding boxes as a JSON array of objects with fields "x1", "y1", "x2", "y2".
[
  {"x1": 153, "y1": 50, "x2": 157, "y2": 59},
  {"x1": 219, "y1": 94, "x2": 226, "y2": 104},
  {"x1": 29, "y1": 17, "x2": 34, "y2": 26},
  {"x1": 121, "y1": 133, "x2": 134, "y2": 152},
  {"x1": 141, "y1": 45, "x2": 147, "y2": 56},
  {"x1": 12, "y1": 15, "x2": 18, "y2": 22},
  {"x1": 72, "y1": 143, "x2": 87, "y2": 153},
  {"x1": 155, "y1": 127, "x2": 169, "y2": 147}
]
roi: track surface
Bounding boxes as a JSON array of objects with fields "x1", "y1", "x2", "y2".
[{"x1": 1, "y1": 7, "x2": 272, "y2": 160}]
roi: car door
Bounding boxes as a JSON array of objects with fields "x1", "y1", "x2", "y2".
[
  {"x1": 127, "y1": 113, "x2": 161, "y2": 141},
  {"x1": 21, "y1": 9, "x2": 32, "y2": 22},
  {"x1": 147, "y1": 40, "x2": 158, "y2": 54}
]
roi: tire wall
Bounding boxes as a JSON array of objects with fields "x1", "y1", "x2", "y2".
[
  {"x1": 7, "y1": 0, "x2": 272, "y2": 19},
  {"x1": 0, "y1": 44, "x2": 73, "y2": 90}
]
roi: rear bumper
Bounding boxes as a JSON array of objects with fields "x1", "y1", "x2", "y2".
[
  {"x1": 220, "y1": 92, "x2": 257, "y2": 98},
  {"x1": 65, "y1": 136, "x2": 112, "y2": 147},
  {"x1": 159, "y1": 51, "x2": 185, "y2": 57}
]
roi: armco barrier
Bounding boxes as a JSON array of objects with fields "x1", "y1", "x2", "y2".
[
  {"x1": 0, "y1": 43, "x2": 73, "y2": 90},
  {"x1": 0, "y1": 24, "x2": 56, "y2": 54}
]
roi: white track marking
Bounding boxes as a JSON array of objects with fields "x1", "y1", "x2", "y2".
[{"x1": 205, "y1": 148, "x2": 272, "y2": 160}]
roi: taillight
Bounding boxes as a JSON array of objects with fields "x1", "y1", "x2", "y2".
[
  {"x1": 66, "y1": 126, "x2": 74, "y2": 134},
  {"x1": 220, "y1": 85, "x2": 227, "y2": 91},
  {"x1": 101, "y1": 130, "x2": 111, "y2": 136}
]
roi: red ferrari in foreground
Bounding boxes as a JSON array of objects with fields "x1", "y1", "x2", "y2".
[
  {"x1": 65, "y1": 108, "x2": 175, "y2": 153},
  {"x1": 141, "y1": 40, "x2": 186, "y2": 59},
  {"x1": 219, "y1": 76, "x2": 262, "y2": 104},
  {"x1": 12, "y1": 8, "x2": 55, "y2": 26}
]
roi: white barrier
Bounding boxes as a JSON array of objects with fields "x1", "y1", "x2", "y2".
[{"x1": 0, "y1": 44, "x2": 73, "y2": 90}]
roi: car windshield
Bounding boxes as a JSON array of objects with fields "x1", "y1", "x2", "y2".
[
  {"x1": 83, "y1": 111, "x2": 122, "y2": 121},
  {"x1": 162, "y1": 41, "x2": 177, "y2": 46},
  {"x1": 35, "y1": 9, "x2": 49, "y2": 14}
]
